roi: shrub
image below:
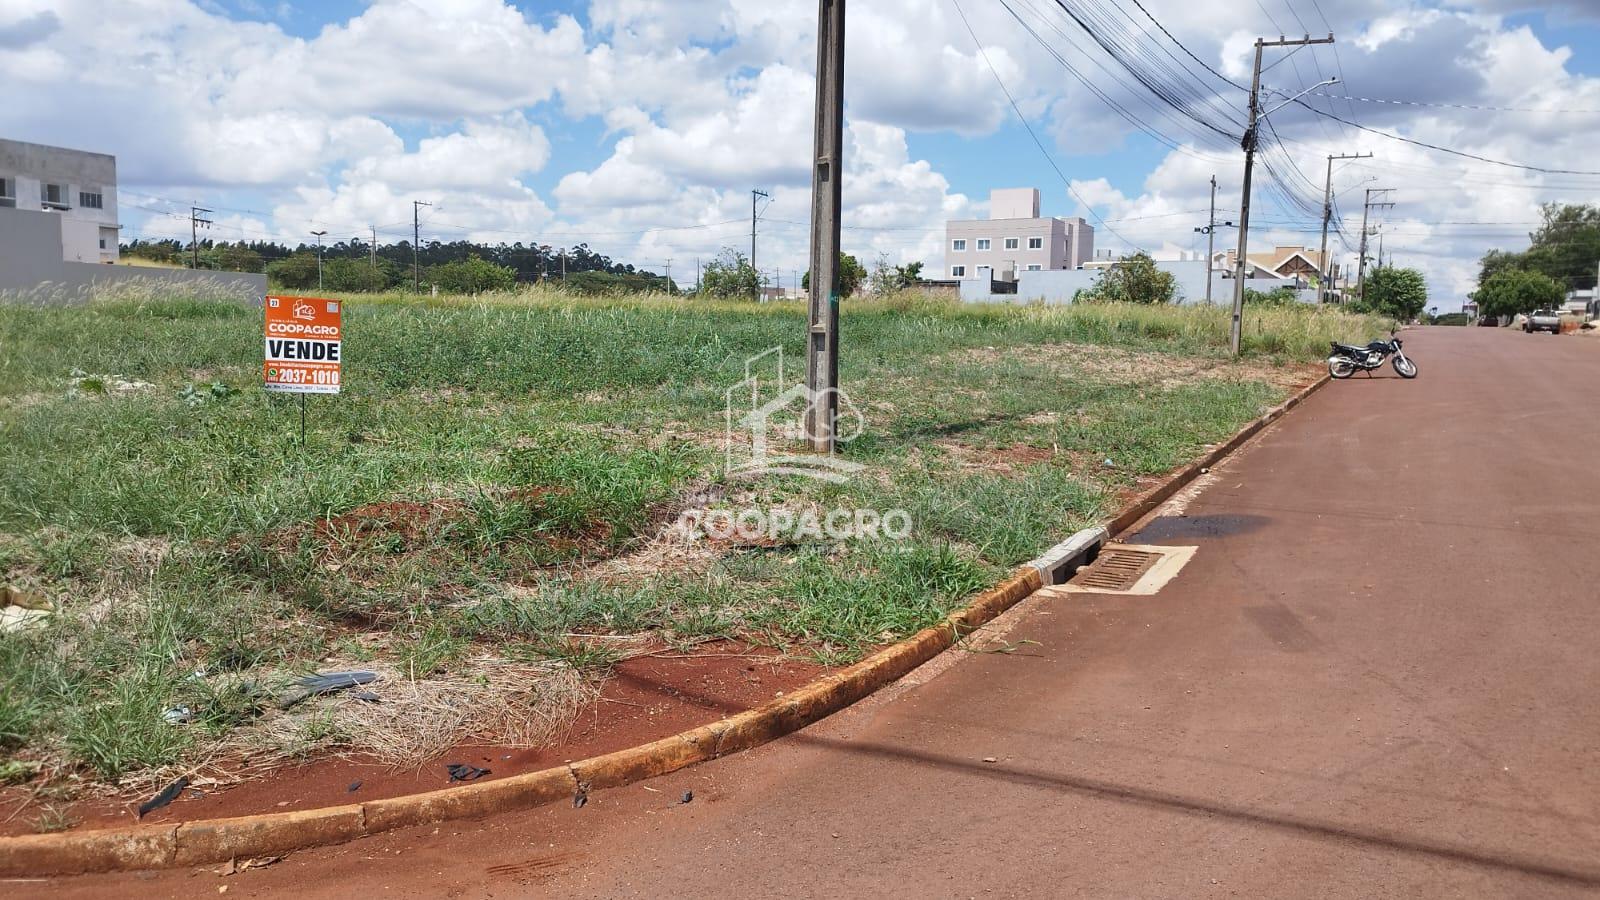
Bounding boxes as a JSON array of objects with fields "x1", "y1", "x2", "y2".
[
  {"x1": 1078, "y1": 251, "x2": 1176, "y2": 304},
  {"x1": 428, "y1": 256, "x2": 516, "y2": 294}
]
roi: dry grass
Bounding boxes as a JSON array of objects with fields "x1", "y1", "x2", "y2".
[{"x1": 245, "y1": 660, "x2": 596, "y2": 768}]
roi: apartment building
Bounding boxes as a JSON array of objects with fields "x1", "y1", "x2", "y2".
[
  {"x1": 0, "y1": 138, "x2": 120, "y2": 263},
  {"x1": 944, "y1": 188, "x2": 1093, "y2": 281}
]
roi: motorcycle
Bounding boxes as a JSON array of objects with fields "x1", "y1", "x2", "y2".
[{"x1": 1327, "y1": 330, "x2": 1417, "y2": 379}]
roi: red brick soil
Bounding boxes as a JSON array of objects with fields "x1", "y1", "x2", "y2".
[{"x1": 0, "y1": 642, "x2": 829, "y2": 837}]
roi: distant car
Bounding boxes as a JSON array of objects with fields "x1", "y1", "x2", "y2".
[{"x1": 1524, "y1": 309, "x2": 1562, "y2": 334}]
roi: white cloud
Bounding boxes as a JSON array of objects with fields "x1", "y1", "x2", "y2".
[{"x1": 2, "y1": 0, "x2": 1597, "y2": 310}]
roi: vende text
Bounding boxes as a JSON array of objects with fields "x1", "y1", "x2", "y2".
[{"x1": 266, "y1": 339, "x2": 341, "y2": 362}]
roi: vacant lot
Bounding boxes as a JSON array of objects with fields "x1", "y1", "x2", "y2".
[{"x1": 0, "y1": 288, "x2": 1380, "y2": 808}]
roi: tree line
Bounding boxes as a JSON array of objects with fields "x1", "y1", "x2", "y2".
[
  {"x1": 119, "y1": 237, "x2": 670, "y2": 294},
  {"x1": 1473, "y1": 203, "x2": 1598, "y2": 318}
]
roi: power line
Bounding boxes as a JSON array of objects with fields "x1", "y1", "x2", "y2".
[
  {"x1": 1308, "y1": 91, "x2": 1600, "y2": 115},
  {"x1": 949, "y1": 0, "x2": 1145, "y2": 249}
]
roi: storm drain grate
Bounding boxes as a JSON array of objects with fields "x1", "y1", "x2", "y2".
[{"x1": 1072, "y1": 548, "x2": 1163, "y2": 592}]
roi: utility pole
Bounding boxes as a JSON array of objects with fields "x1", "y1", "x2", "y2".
[
  {"x1": 369, "y1": 225, "x2": 377, "y2": 271},
  {"x1": 1319, "y1": 152, "x2": 1371, "y2": 303},
  {"x1": 1206, "y1": 176, "x2": 1216, "y2": 305},
  {"x1": 189, "y1": 206, "x2": 212, "y2": 269},
  {"x1": 751, "y1": 188, "x2": 770, "y2": 301},
  {"x1": 665, "y1": 257, "x2": 673, "y2": 294},
  {"x1": 804, "y1": 0, "x2": 845, "y2": 452},
  {"x1": 412, "y1": 200, "x2": 431, "y2": 293},
  {"x1": 695, "y1": 257, "x2": 701, "y2": 294},
  {"x1": 560, "y1": 249, "x2": 567, "y2": 286},
  {"x1": 310, "y1": 230, "x2": 327, "y2": 290},
  {"x1": 1230, "y1": 33, "x2": 1335, "y2": 355},
  {"x1": 1356, "y1": 187, "x2": 1395, "y2": 306},
  {"x1": 1196, "y1": 176, "x2": 1228, "y2": 304}
]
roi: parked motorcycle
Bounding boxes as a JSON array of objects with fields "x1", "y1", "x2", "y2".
[{"x1": 1328, "y1": 330, "x2": 1417, "y2": 379}]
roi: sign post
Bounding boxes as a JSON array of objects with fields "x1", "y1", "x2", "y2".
[{"x1": 264, "y1": 295, "x2": 342, "y2": 444}]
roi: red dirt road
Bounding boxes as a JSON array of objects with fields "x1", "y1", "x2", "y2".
[{"x1": 40, "y1": 327, "x2": 1600, "y2": 897}]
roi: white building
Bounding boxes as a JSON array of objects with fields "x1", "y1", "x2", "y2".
[
  {"x1": 945, "y1": 188, "x2": 1094, "y2": 282},
  {"x1": 0, "y1": 138, "x2": 120, "y2": 264}
]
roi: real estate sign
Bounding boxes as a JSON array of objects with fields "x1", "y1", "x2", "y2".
[{"x1": 264, "y1": 295, "x2": 342, "y2": 394}]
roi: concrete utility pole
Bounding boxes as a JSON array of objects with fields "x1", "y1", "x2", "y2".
[
  {"x1": 1319, "y1": 152, "x2": 1371, "y2": 303},
  {"x1": 665, "y1": 257, "x2": 672, "y2": 294},
  {"x1": 1192, "y1": 177, "x2": 1233, "y2": 305},
  {"x1": 369, "y1": 225, "x2": 378, "y2": 271},
  {"x1": 411, "y1": 200, "x2": 432, "y2": 293},
  {"x1": 1206, "y1": 176, "x2": 1216, "y2": 305},
  {"x1": 310, "y1": 230, "x2": 327, "y2": 290},
  {"x1": 189, "y1": 206, "x2": 212, "y2": 269},
  {"x1": 1230, "y1": 33, "x2": 1336, "y2": 355},
  {"x1": 1357, "y1": 187, "x2": 1394, "y2": 306},
  {"x1": 804, "y1": 0, "x2": 845, "y2": 452},
  {"x1": 750, "y1": 188, "x2": 769, "y2": 301}
]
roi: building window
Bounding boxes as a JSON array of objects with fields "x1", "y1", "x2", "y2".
[
  {"x1": 1026, "y1": 264, "x2": 1042, "y2": 271},
  {"x1": 1004, "y1": 238, "x2": 1019, "y2": 250},
  {"x1": 80, "y1": 191, "x2": 103, "y2": 209},
  {"x1": 41, "y1": 183, "x2": 67, "y2": 208},
  {"x1": 99, "y1": 238, "x2": 107, "y2": 249},
  {"x1": 0, "y1": 177, "x2": 13, "y2": 209},
  {"x1": 1028, "y1": 237, "x2": 1043, "y2": 250},
  {"x1": 951, "y1": 265, "x2": 966, "y2": 277},
  {"x1": 952, "y1": 239, "x2": 966, "y2": 251},
  {"x1": 976, "y1": 238, "x2": 991, "y2": 250}
]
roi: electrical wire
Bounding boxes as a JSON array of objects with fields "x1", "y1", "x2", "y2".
[{"x1": 949, "y1": 0, "x2": 1146, "y2": 250}]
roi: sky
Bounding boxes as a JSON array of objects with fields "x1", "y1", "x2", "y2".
[{"x1": 2, "y1": 0, "x2": 1598, "y2": 310}]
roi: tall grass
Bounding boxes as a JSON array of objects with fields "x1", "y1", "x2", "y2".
[{"x1": 0, "y1": 286, "x2": 1381, "y2": 783}]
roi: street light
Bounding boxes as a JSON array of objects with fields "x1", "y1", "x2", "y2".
[
  {"x1": 1194, "y1": 220, "x2": 1235, "y2": 305},
  {"x1": 310, "y1": 230, "x2": 327, "y2": 290}
]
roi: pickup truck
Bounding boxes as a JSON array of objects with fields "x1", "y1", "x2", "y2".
[{"x1": 1524, "y1": 309, "x2": 1562, "y2": 334}]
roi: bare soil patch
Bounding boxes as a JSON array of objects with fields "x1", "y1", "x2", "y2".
[{"x1": 0, "y1": 641, "x2": 827, "y2": 835}]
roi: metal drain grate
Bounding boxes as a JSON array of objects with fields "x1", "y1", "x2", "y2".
[{"x1": 1072, "y1": 548, "x2": 1163, "y2": 591}]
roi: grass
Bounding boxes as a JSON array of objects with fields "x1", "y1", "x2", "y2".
[{"x1": 0, "y1": 285, "x2": 1384, "y2": 787}]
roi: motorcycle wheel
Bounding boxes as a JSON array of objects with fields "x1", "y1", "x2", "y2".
[
  {"x1": 1328, "y1": 357, "x2": 1356, "y2": 379},
  {"x1": 1392, "y1": 356, "x2": 1418, "y2": 379}
]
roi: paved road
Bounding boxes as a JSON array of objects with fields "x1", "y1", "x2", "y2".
[{"x1": 51, "y1": 328, "x2": 1600, "y2": 898}]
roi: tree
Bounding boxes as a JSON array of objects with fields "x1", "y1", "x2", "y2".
[
  {"x1": 1356, "y1": 267, "x2": 1428, "y2": 321},
  {"x1": 323, "y1": 257, "x2": 400, "y2": 292},
  {"x1": 202, "y1": 242, "x2": 264, "y2": 273},
  {"x1": 1244, "y1": 285, "x2": 1299, "y2": 306},
  {"x1": 1477, "y1": 204, "x2": 1600, "y2": 293},
  {"x1": 429, "y1": 255, "x2": 516, "y2": 294},
  {"x1": 265, "y1": 253, "x2": 321, "y2": 289},
  {"x1": 1080, "y1": 251, "x2": 1176, "y2": 304},
  {"x1": 868, "y1": 254, "x2": 924, "y2": 294},
  {"x1": 801, "y1": 253, "x2": 867, "y2": 298},
  {"x1": 1472, "y1": 268, "x2": 1563, "y2": 319},
  {"x1": 700, "y1": 249, "x2": 762, "y2": 299}
]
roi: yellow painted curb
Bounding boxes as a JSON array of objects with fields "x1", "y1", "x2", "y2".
[{"x1": 0, "y1": 375, "x2": 1325, "y2": 877}]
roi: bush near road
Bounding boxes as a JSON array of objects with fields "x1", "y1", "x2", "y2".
[{"x1": 0, "y1": 288, "x2": 1381, "y2": 794}]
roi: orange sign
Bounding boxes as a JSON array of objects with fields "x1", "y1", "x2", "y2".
[{"x1": 264, "y1": 295, "x2": 342, "y2": 394}]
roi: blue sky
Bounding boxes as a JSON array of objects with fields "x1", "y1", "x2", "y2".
[{"x1": 5, "y1": 0, "x2": 1599, "y2": 309}]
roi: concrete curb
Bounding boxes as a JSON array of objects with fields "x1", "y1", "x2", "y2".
[{"x1": 0, "y1": 373, "x2": 1329, "y2": 878}]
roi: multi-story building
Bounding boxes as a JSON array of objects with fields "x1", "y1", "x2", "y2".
[
  {"x1": 945, "y1": 188, "x2": 1093, "y2": 281},
  {"x1": 0, "y1": 138, "x2": 120, "y2": 264}
]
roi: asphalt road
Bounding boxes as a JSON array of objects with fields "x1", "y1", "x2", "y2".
[{"x1": 48, "y1": 327, "x2": 1600, "y2": 898}]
